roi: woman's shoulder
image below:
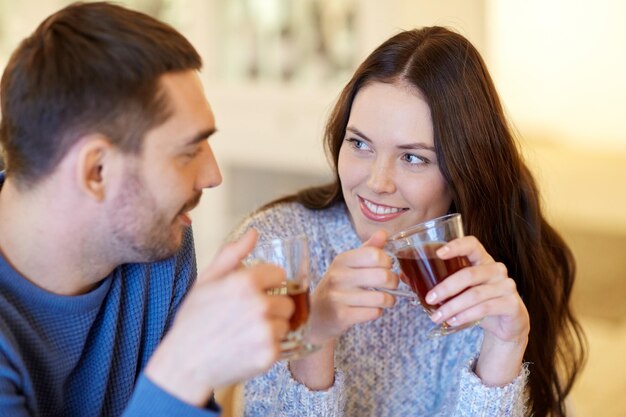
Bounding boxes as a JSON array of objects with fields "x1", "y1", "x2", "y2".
[
  {"x1": 250, "y1": 200, "x2": 316, "y2": 226},
  {"x1": 230, "y1": 201, "x2": 334, "y2": 243}
]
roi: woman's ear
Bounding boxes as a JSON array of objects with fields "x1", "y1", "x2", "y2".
[{"x1": 75, "y1": 135, "x2": 114, "y2": 201}]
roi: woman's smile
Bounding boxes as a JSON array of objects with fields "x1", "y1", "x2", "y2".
[{"x1": 358, "y1": 196, "x2": 408, "y2": 222}]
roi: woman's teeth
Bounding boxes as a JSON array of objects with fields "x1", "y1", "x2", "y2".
[{"x1": 363, "y1": 199, "x2": 403, "y2": 214}]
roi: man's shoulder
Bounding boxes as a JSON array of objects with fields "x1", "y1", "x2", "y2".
[
  {"x1": 0, "y1": 311, "x2": 15, "y2": 346},
  {"x1": 0, "y1": 295, "x2": 30, "y2": 379}
]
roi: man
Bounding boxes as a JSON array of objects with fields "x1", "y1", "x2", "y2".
[{"x1": 0, "y1": 2, "x2": 293, "y2": 416}]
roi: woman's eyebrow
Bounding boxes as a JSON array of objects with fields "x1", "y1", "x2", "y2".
[
  {"x1": 346, "y1": 126, "x2": 435, "y2": 151},
  {"x1": 396, "y1": 143, "x2": 436, "y2": 152}
]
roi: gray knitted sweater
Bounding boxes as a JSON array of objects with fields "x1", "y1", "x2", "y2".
[{"x1": 232, "y1": 201, "x2": 528, "y2": 416}]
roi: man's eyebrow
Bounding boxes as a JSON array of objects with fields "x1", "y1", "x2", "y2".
[
  {"x1": 184, "y1": 127, "x2": 217, "y2": 146},
  {"x1": 346, "y1": 126, "x2": 435, "y2": 152}
]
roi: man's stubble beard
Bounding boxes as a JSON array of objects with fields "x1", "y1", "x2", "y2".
[{"x1": 108, "y1": 170, "x2": 182, "y2": 263}]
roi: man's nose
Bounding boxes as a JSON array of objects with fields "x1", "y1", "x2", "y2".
[{"x1": 197, "y1": 145, "x2": 222, "y2": 190}]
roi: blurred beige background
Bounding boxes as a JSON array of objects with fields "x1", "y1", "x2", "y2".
[{"x1": 1, "y1": 1, "x2": 625, "y2": 415}]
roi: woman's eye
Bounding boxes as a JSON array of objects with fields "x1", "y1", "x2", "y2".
[
  {"x1": 403, "y1": 153, "x2": 428, "y2": 165},
  {"x1": 347, "y1": 138, "x2": 370, "y2": 151}
]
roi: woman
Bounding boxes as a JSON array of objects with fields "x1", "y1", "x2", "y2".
[{"x1": 232, "y1": 26, "x2": 586, "y2": 416}]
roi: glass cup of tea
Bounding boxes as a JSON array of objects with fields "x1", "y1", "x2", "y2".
[
  {"x1": 386, "y1": 213, "x2": 476, "y2": 338},
  {"x1": 246, "y1": 235, "x2": 319, "y2": 360}
]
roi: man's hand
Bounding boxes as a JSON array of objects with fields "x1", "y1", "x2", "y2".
[{"x1": 144, "y1": 229, "x2": 294, "y2": 406}]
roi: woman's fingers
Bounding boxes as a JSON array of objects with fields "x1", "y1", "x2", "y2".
[
  {"x1": 361, "y1": 229, "x2": 388, "y2": 249},
  {"x1": 306, "y1": 229, "x2": 397, "y2": 344},
  {"x1": 426, "y1": 261, "x2": 508, "y2": 305},
  {"x1": 330, "y1": 288, "x2": 397, "y2": 309},
  {"x1": 410, "y1": 234, "x2": 530, "y2": 345},
  {"x1": 431, "y1": 276, "x2": 517, "y2": 324},
  {"x1": 329, "y1": 262, "x2": 399, "y2": 290},
  {"x1": 435, "y1": 235, "x2": 493, "y2": 265},
  {"x1": 335, "y1": 245, "x2": 393, "y2": 269},
  {"x1": 347, "y1": 307, "x2": 384, "y2": 324},
  {"x1": 308, "y1": 286, "x2": 390, "y2": 343},
  {"x1": 439, "y1": 295, "x2": 529, "y2": 342}
]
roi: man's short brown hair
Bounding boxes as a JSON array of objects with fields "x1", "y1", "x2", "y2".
[{"x1": 0, "y1": 1, "x2": 202, "y2": 186}]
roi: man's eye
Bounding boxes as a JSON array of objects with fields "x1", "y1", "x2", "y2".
[{"x1": 185, "y1": 148, "x2": 202, "y2": 158}]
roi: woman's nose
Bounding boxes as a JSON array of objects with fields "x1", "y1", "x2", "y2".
[{"x1": 366, "y1": 161, "x2": 396, "y2": 194}]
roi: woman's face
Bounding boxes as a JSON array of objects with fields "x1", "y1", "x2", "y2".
[{"x1": 338, "y1": 81, "x2": 452, "y2": 242}]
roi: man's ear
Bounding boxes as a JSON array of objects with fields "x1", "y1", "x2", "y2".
[{"x1": 75, "y1": 135, "x2": 115, "y2": 201}]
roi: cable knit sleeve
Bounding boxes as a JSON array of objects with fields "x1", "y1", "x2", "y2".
[
  {"x1": 244, "y1": 361, "x2": 345, "y2": 417},
  {"x1": 444, "y1": 360, "x2": 529, "y2": 417}
]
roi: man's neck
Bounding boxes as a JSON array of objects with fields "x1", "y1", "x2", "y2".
[{"x1": 0, "y1": 177, "x2": 115, "y2": 295}]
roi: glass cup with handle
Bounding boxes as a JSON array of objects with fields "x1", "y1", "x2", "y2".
[
  {"x1": 385, "y1": 213, "x2": 477, "y2": 337},
  {"x1": 246, "y1": 234, "x2": 319, "y2": 360}
]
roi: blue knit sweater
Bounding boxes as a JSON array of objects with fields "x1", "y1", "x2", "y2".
[
  {"x1": 0, "y1": 173, "x2": 219, "y2": 416},
  {"x1": 232, "y1": 201, "x2": 528, "y2": 417}
]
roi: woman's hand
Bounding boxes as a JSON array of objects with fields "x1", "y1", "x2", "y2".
[
  {"x1": 426, "y1": 235, "x2": 530, "y2": 386},
  {"x1": 307, "y1": 230, "x2": 399, "y2": 345},
  {"x1": 288, "y1": 230, "x2": 398, "y2": 390}
]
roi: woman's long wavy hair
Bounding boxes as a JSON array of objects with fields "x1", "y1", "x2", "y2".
[{"x1": 274, "y1": 27, "x2": 586, "y2": 416}]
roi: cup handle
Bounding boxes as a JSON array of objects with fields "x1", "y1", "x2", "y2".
[
  {"x1": 365, "y1": 247, "x2": 418, "y2": 301},
  {"x1": 366, "y1": 286, "x2": 417, "y2": 300}
]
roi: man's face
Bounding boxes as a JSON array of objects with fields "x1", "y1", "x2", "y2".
[{"x1": 108, "y1": 71, "x2": 221, "y2": 262}]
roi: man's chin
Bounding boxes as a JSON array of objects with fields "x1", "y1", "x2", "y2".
[{"x1": 132, "y1": 234, "x2": 183, "y2": 263}]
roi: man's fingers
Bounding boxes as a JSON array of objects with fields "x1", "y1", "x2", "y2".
[
  {"x1": 245, "y1": 263, "x2": 288, "y2": 292},
  {"x1": 200, "y1": 229, "x2": 259, "y2": 283},
  {"x1": 269, "y1": 318, "x2": 291, "y2": 343},
  {"x1": 264, "y1": 291, "x2": 295, "y2": 320}
]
